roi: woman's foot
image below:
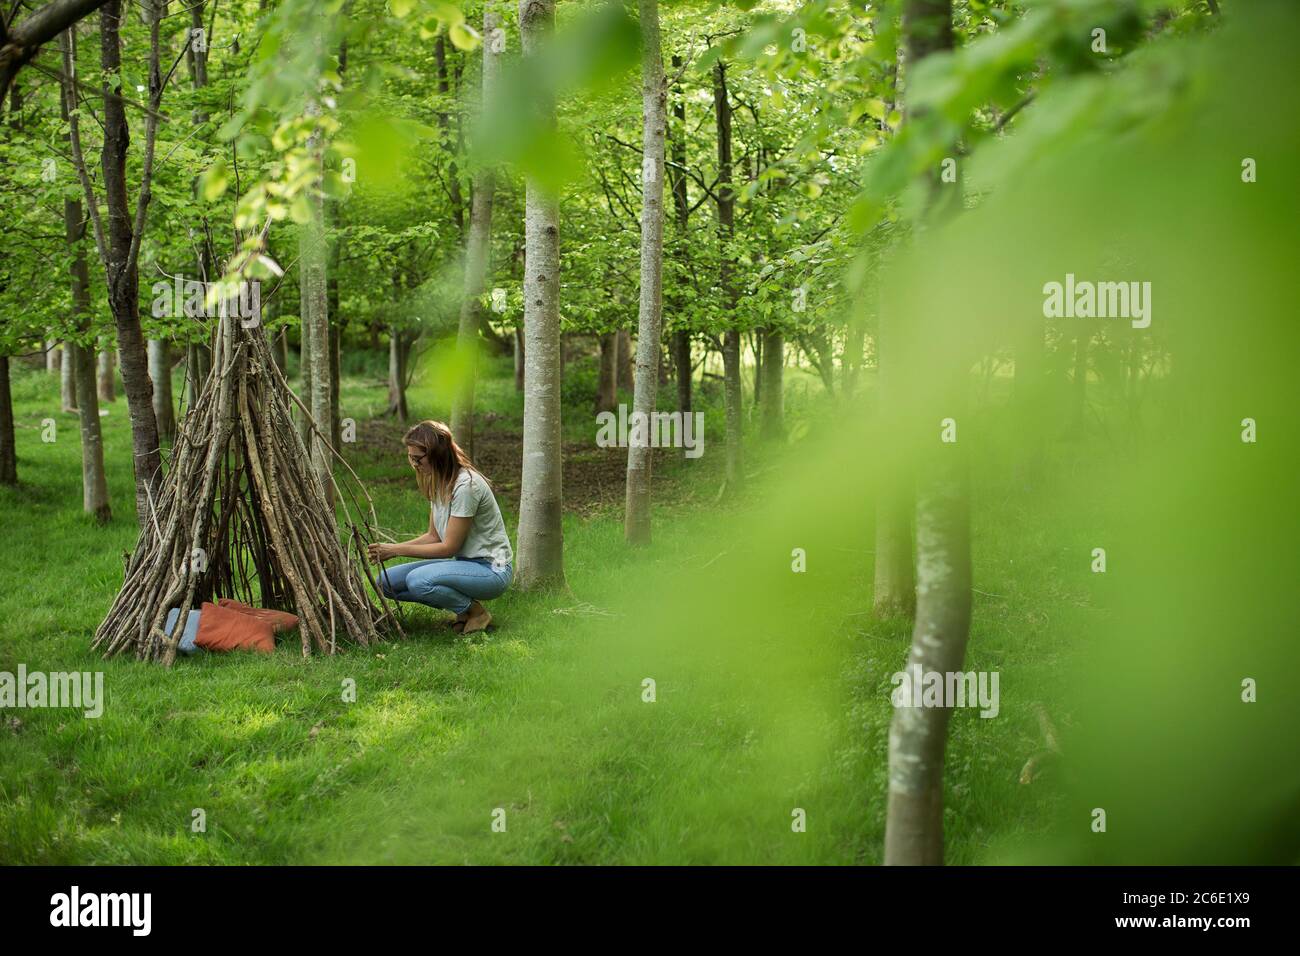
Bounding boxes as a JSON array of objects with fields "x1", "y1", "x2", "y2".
[
  {"x1": 451, "y1": 610, "x2": 470, "y2": 634},
  {"x1": 461, "y1": 601, "x2": 492, "y2": 634}
]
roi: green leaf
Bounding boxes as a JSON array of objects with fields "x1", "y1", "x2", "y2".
[
  {"x1": 389, "y1": 0, "x2": 415, "y2": 18},
  {"x1": 199, "y1": 159, "x2": 229, "y2": 202},
  {"x1": 449, "y1": 21, "x2": 481, "y2": 51}
]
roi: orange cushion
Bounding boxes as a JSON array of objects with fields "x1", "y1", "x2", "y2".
[
  {"x1": 216, "y1": 598, "x2": 300, "y2": 634},
  {"x1": 194, "y1": 601, "x2": 276, "y2": 654}
]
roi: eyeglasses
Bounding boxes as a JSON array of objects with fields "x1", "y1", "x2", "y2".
[{"x1": 408, "y1": 452, "x2": 427, "y2": 466}]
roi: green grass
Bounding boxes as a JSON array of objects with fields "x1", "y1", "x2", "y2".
[{"x1": 0, "y1": 351, "x2": 1089, "y2": 865}]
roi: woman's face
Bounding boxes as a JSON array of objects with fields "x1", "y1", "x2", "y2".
[{"x1": 406, "y1": 444, "x2": 432, "y2": 474}]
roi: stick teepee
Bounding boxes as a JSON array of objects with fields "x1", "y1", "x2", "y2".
[{"x1": 94, "y1": 309, "x2": 402, "y2": 664}]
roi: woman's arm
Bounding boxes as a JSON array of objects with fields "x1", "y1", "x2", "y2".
[
  {"x1": 386, "y1": 516, "x2": 471, "y2": 560},
  {"x1": 367, "y1": 506, "x2": 449, "y2": 563}
]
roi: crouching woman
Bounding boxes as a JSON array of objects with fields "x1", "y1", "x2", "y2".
[{"x1": 367, "y1": 420, "x2": 513, "y2": 633}]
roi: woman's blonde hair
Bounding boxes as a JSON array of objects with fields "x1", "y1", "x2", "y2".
[{"x1": 403, "y1": 420, "x2": 487, "y2": 503}]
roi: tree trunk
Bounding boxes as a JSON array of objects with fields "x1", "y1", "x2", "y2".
[
  {"x1": 872, "y1": 0, "x2": 955, "y2": 620},
  {"x1": 595, "y1": 332, "x2": 617, "y2": 414},
  {"x1": 71, "y1": 341, "x2": 111, "y2": 522},
  {"x1": 760, "y1": 329, "x2": 784, "y2": 440},
  {"x1": 97, "y1": 344, "x2": 115, "y2": 402},
  {"x1": 0, "y1": 355, "x2": 16, "y2": 485},
  {"x1": 616, "y1": 328, "x2": 633, "y2": 392},
  {"x1": 300, "y1": 106, "x2": 332, "y2": 499},
  {"x1": 66, "y1": 234, "x2": 110, "y2": 522},
  {"x1": 451, "y1": 8, "x2": 501, "y2": 459},
  {"x1": 884, "y1": 453, "x2": 971, "y2": 864},
  {"x1": 673, "y1": 332, "x2": 691, "y2": 411},
  {"x1": 624, "y1": 0, "x2": 666, "y2": 545},
  {"x1": 148, "y1": 339, "x2": 174, "y2": 443},
  {"x1": 714, "y1": 58, "x2": 742, "y2": 490},
  {"x1": 60, "y1": 343, "x2": 77, "y2": 412},
  {"x1": 516, "y1": 0, "x2": 565, "y2": 590},
  {"x1": 98, "y1": 0, "x2": 162, "y2": 527},
  {"x1": 668, "y1": 59, "x2": 692, "y2": 452},
  {"x1": 274, "y1": 328, "x2": 289, "y2": 373},
  {"x1": 884, "y1": 0, "x2": 967, "y2": 867},
  {"x1": 298, "y1": 329, "x2": 313, "y2": 443},
  {"x1": 47, "y1": 341, "x2": 61, "y2": 374},
  {"x1": 387, "y1": 327, "x2": 408, "y2": 424},
  {"x1": 513, "y1": 325, "x2": 525, "y2": 391},
  {"x1": 57, "y1": 39, "x2": 111, "y2": 521},
  {"x1": 328, "y1": 294, "x2": 342, "y2": 450}
]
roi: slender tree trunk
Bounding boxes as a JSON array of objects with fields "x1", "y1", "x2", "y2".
[
  {"x1": 61, "y1": 343, "x2": 77, "y2": 412},
  {"x1": 274, "y1": 328, "x2": 289, "y2": 373},
  {"x1": 47, "y1": 341, "x2": 61, "y2": 374},
  {"x1": 884, "y1": 451, "x2": 971, "y2": 864},
  {"x1": 595, "y1": 332, "x2": 617, "y2": 414},
  {"x1": 301, "y1": 160, "x2": 331, "y2": 496},
  {"x1": 624, "y1": 0, "x2": 666, "y2": 545},
  {"x1": 0, "y1": 355, "x2": 15, "y2": 485},
  {"x1": 760, "y1": 330, "x2": 784, "y2": 440},
  {"x1": 66, "y1": 229, "x2": 111, "y2": 519},
  {"x1": 668, "y1": 53, "x2": 692, "y2": 454},
  {"x1": 387, "y1": 327, "x2": 408, "y2": 424},
  {"x1": 97, "y1": 344, "x2": 115, "y2": 402},
  {"x1": 148, "y1": 339, "x2": 174, "y2": 443},
  {"x1": 298, "y1": 329, "x2": 313, "y2": 442},
  {"x1": 328, "y1": 285, "x2": 342, "y2": 450},
  {"x1": 435, "y1": 35, "x2": 466, "y2": 238},
  {"x1": 98, "y1": 0, "x2": 162, "y2": 526},
  {"x1": 884, "y1": 0, "x2": 969, "y2": 867},
  {"x1": 71, "y1": 342, "x2": 111, "y2": 522},
  {"x1": 616, "y1": 328, "x2": 633, "y2": 392},
  {"x1": 58, "y1": 33, "x2": 110, "y2": 520},
  {"x1": 451, "y1": 8, "x2": 501, "y2": 458},
  {"x1": 513, "y1": 325, "x2": 525, "y2": 391},
  {"x1": 714, "y1": 58, "x2": 742, "y2": 490},
  {"x1": 516, "y1": 0, "x2": 565, "y2": 589},
  {"x1": 673, "y1": 332, "x2": 691, "y2": 414}
]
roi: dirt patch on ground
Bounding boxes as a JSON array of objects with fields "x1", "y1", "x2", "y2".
[{"x1": 353, "y1": 413, "x2": 682, "y2": 518}]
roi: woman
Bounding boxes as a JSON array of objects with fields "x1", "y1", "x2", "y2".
[{"x1": 367, "y1": 420, "x2": 513, "y2": 634}]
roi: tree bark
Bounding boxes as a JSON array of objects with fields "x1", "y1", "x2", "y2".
[
  {"x1": 300, "y1": 108, "x2": 332, "y2": 499},
  {"x1": 97, "y1": 344, "x2": 115, "y2": 402},
  {"x1": 60, "y1": 342, "x2": 77, "y2": 412},
  {"x1": 714, "y1": 58, "x2": 742, "y2": 491},
  {"x1": 47, "y1": 341, "x2": 61, "y2": 374},
  {"x1": 57, "y1": 30, "x2": 110, "y2": 520},
  {"x1": 624, "y1": 0, "x2": 666, "y2": 545},
  {"x1": 387, "y1": 326, "x2": 408, "y2": 424},
  {"x1": 884, "y1": 453, "x2": 971, "y2": 864},
  {"x1": 513, "y1": 325, "x2": 525, "y2": 391},
  {"x1": 97, "y1": 0, "x2": 162, "y2": 526},
  {"x1": 668, "y1": 57, "x2": 692, "y2": 451},
  {"x1": 516, "y1": 0, "x2": 565, "y2": 589},
  {"x1": 298, "y1": 329, "x2": 313, "y2": 443},
  {"x1": 450, "y1": 8, "x2": 501, "y2": 459},
  {"x1": 759, "y1": 329, "x2": 784, "y2": 440},
  {"x1": 595, "y1": 332, "x2": 617, "y2": 414},
  {"x1": 615, "y1": 328, "x2": 633, "y2": 392},
  {"x1": 872, "y1": 0, "x2": 954, "y2": 619},
  {"x1": 148, "y1": 339, "x2": 174, "y2": 443},
  {"x1": 0, "y1": 355, "x2": 16, "y2": 485},
  {"x1": 884, "y1": 0, "x2": 970, "y2": 867}
]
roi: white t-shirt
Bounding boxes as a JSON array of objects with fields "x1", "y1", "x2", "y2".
[{"x1": 430, "y1": 469, "x2": 514, "y2": 567}]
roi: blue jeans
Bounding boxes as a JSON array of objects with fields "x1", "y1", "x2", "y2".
[{"x1": 377, "y1": 558, "x2": 512, "y2": 615}]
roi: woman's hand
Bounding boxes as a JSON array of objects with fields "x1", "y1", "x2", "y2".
[{"x1": 366, "y1": 541, "x2": 397, "y2": 562}]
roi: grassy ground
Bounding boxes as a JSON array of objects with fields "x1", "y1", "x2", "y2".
[{"x1": 0, "y1": 348, "x2": 1096, "y2": 864}]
